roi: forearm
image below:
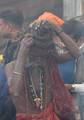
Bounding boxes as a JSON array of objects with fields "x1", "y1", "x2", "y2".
[
  {"x1": 51, "y1": 48, "x2": 73, "y2": 63},
  {"x1": 58, "y1": 32, "x2": 80, "y2": 58},
  {"x1": 58, "y1": 52, "x2": 73, "y2": 63},
  {"x1": 14, "y1": 46, "x2": 27, "y2": 73},
  {"x1": 10, "y1": 46, "x2": 28, "y2": 96}
]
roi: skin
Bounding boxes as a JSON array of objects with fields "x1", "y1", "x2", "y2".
[
  {"x1": 4, "y1": 22, "x2": 80, "y2": 119},
  {"x1": 5, "y1": 21, "x2": 80, "y2": 94}
]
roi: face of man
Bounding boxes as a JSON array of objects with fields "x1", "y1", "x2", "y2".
[
  {"x1": 0, "y1": 19, "x2": 9, "y2": 35},
  {"x1": 0, "y1": 18, "x2": 20, "y2": 40}
]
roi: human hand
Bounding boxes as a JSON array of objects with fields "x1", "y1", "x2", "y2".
[
  {"x1": 39, "y1": 20, "x2": 62, "y2": 34},
  {"x1": 20, "y1": 33, "x2": 33, "y2": 51}
]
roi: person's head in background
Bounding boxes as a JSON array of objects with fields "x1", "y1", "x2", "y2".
[
  {"x1": 62, "y1": 19, "x2": 84, "y2": 46},
  {"x1": 0, "y1": 9, "x2": 24, "y2": 41}
]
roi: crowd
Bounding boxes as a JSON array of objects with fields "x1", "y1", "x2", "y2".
[{"x1": 0, "y1": 9, "x2": 84, "y2": 120}]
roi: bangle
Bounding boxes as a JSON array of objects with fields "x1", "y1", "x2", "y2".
[
  {"x1": 13, "y1": 92, "x2": 19, "y2": 97},
  {"x1": 13, "y1": 71, "x2": 23, "y2": 75}
]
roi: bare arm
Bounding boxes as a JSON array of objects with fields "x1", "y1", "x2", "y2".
[
  {"x1": 52, "y1": 51, "x2": 74, "y2": 63},
  {"x1": 51, "y1": 36, "x2": 73, "y2": 63},
  {"x1": 57, "y1": 31, "x2": 80, "y2": 58},
  {"x1": 6, "y1": 34, "x2": 33, "y2": 96},
  {"x1": 51, "y1": 24, "x2": 80, "y2": 62}
]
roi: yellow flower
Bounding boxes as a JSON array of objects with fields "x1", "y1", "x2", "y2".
[{"x1": 0, "y1": 54, "x2": 4, "y2": 61}]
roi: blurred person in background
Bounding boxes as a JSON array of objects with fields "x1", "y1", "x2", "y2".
[
  {"x1": 58, "y1": 19, "x2": 84, "y2": 120},
  {"x1": 0, "y1": 9, "x2": 24, "y2": 64},
  {"x1": 0, "y1": 9, "x2": 24, "y2": 120}
]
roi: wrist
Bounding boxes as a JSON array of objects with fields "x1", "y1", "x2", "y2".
[
  {"x1": 57, "y1": 30, "x2": 63, "y2": 35},
  {"x1": 20, "y1": 44, "x2": 28, "y2": 51},
  {"x1": 19, "y1": 44, "x2": 29, "y2": 55},
  {"x1": 55, "y1": 25, "x2": 63, "y2": 34}
]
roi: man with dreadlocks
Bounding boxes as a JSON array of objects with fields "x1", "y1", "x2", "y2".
[{"x1": 5, "y1": 19, "x2": 80, "y2": 120}]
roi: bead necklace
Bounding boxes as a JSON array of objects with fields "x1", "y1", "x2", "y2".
[{"x1": 28, "y1": 66, "x2": 44, "y2": 110}]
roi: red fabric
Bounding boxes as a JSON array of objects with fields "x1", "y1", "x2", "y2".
[
  {"x1": 47, "y1": 58, "x2": 74, "y2": 119},
  {"x1": 16, "y1": 57, "x2": 74, "y2": 120},
  {"x1": 16, "y1": 103, "x2": 60, "y2": 120}
]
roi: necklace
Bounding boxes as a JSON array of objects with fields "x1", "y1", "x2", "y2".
[{"x1": 28, "y1": 65, "x2": 44, "y2": 110}]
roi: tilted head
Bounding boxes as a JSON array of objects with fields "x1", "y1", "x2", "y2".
[{"x1": 29, "y1": 20, "x2": 56, "y2": 48}]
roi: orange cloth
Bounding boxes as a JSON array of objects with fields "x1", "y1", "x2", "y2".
[
  {"x1": 16, "y1": 103, "x2": 60, "y2": 120},
  {"x1": 37, "y1": 11, "x2": 64, "y2": 25}
]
